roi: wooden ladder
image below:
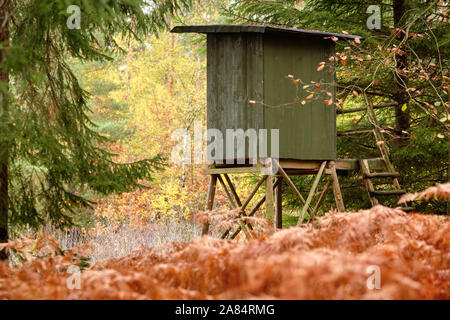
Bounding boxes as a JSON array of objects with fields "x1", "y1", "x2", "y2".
[{"x1": 360, "y1": 101, "x2": 414, "y2": 211}]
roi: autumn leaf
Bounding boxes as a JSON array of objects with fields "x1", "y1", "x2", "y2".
[
  {"x1": 306, "y1": 93, "x2": 314, "y2": 100},
  {"x1": 401, "y1": 104, "x2": 407, "y2": 112},
  {"x1": 331, "y1": 36, "x2": 338, "y2": 42},
  {"x1": 249, "y1": 100, "x2": 256, "y2": 104},
  {"x1": 317, "y1": 63, "x2": 325, "y2": 72},
  {"x1": 352, "y1": 90, "x2": 359, "y2": 97}
]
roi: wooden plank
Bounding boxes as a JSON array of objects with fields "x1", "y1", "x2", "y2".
[
  {"x1": 360, "y1": 159, "x2": 379, "y2": 206},
  {"x1": 337, "y1": 129, "x2": 373, "y2": 136},
  {"x1": 206, "y1": 33, "x2": 264, "y2": 163},
  {"x1": 330, "y1": 162, "x2": 345, "y2": 212},
  {"x1": 297, "y1": 161, "x2": 327, "y2": 225},
  {"x1": 263, "y1": 34, "x2": 336, "y2": 160},
  {"x1": 363, "y1": 172, "x2": 400, "y2": 178},
  {"x1": 278, "y1": 160, "x2": 322, "y2": 170},
  {"x1": 370, "y1": 190, "x2": 406, "y2": 196},
  {"x1": 334, "y1": 158, "x2": 386, "y2": 171},
  {"x1": 202, "y1": 174, "x2": 218, "y2": 235},
  {"x1": 275, "y1": 177, "x2": 283, "y2": 229},
  {"x1": 204, "y1": 167, "x2": 262, "y2": 175}
]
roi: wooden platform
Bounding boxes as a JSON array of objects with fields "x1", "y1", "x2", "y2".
[
  {"x1": 202, "y1": 158, "x2": 348, "y2": 238},
  {"x1": 204, "y1": 158, "x2": 386, "y2": 175}
]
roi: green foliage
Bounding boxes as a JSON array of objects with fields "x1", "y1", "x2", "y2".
[
  {"x1": 226, "y1": 0, "x2": 449, "y2": 214},
  {"x1": 0, "y1": 0, "x2": 193, "y2": 233}
]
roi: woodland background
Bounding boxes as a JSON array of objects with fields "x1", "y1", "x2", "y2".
[{"x1": 0, "y1": 0, "x2": 448, "y2": 299}]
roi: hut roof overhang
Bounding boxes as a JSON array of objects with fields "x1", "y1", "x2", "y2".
[{"x1": 170, "y1": 24, "x2": 363, "y2": 41}]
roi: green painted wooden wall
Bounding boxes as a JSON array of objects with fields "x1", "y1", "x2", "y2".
[{"x1": 206, "y1": 32, "x2": 336, "y2": 163}]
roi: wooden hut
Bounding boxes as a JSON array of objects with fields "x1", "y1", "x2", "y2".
[
  {"x1": 171, "y1": 25, "x2": 409, "y2": 237},
  {"x1": 172, "y1": 25, "x2": 362, "y2": 162}
]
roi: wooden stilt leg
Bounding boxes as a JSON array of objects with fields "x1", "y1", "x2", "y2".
[
  {"x1": 275, "y1": 177, "x2": 283, "y2": 229},
  {"x1": 276, "y1": 162, "x2": 313, "y2": 216},
  {"x1": 223, "y1": 174, "x2": 242, "y2": 207},
  {"x1": 266, "y1": 175, "x2": 274, "y2": 220},
  {"x1": 203, "y1": 174, "x2": 217, "y2": 235},
  {"x1": 330, "y1": 162, "x2": 345, "y2": 212},
  {"x1": 311, "y1": 176, "x2": 332, "y2": 219},
  {"x1": 228, "y1": 178, "x2": 282, "y2": 240},
  {"x1": 217, "y1": 175, "x2": 236, "y2": 209},
  {"x1": 297, "y1": 161, "x2": 327, "y2": 225},
  {"x1": 220, "y1": 175, "x2": 268, "y2": 239},
  {"x1": 218, "y1": 174, "x2": 254, "y2": 234}
]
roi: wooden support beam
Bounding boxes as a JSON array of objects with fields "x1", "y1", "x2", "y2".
[
  {"x1": 217, "y1": 175, "x2": 236, "y2": 209},
  {"x1": 297, "y1": 161, "x2": 327, "y2": 225},
  {"x1": 275, "y1": 177, "x2": 283, "y2": 229},
  {"x1": 360, "y1": 159, "x2": 379, "y2": 206},
  {"x1": 266, "y1": 175, "x2": 274, "y2": 220},
  {"x1": 330, "y1": 162, "x2": 345, "y2": 212},
  {"x1": 228, "y1": 178, "x2": 282, "y2": 240},
  {"x1": 337, "y1": 129, "x2": 374, "y2": 136},
  {"x1": 336, "y1": 102, "x2": 397, "y2": 115},
  {"x1": 275, "y1": 160, "x2": 313, "y2": 216},
  {"x1": 223, "y1": 174, "x2": 242, "y2": 207},
  {"x1": 204, "y1": 167, "x2": 261, "y2": 175},
  {"x1": 220, "y1": 175, "x2": 267, "y2": 239},
  {"x1": 334, "y1": 158, "x2": 386, "y2": 171},
  {"x1": 203, "y1": 174, "x2": 218, "y2": 235},
  {"x1": 242, "y1": 175, "x2": 268, "y2": 212},
  {"x1": 311, "y1": 176, "x2": 333, "y2": 219}
]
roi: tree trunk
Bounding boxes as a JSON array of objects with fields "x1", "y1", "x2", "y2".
[
  {"x1": 393, "y1": 0, "x2": 410, "y2": 149},
  {"x1": 0, "y1": 0, "x2": 10, "y2": 260},
  {"x1": 447, "y1": 88, "x2": 450, "y2": 215}
]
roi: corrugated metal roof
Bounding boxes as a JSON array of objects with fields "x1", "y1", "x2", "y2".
[{"x1": 170, "y1": 24, "x2": 363, "y2": 41}]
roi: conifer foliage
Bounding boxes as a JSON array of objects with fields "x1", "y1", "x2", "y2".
[{"x1": 0, "y1": 0, "x2": 192, "y2": 257}]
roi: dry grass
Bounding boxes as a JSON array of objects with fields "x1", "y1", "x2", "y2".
[{"x1": 86, "y1": 220, "x2": 201, "y2": 263}]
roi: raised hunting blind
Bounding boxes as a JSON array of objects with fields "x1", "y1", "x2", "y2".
[
  {"x1": 171, "y1": 25, "x2": 412, "y2": 237},
  {"x1": 172, "y1": 25, "x2": 362, "y2": 162}
]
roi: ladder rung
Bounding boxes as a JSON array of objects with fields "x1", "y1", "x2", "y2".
[
  {"x1": 363, "y1": 172, "x2": 400, "y2": 179},
  {"x1": 370, "y1": 190, "x2": 406, "y2": 196}
]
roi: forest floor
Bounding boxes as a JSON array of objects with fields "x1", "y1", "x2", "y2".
[{"x1": 0, "y1": 203, "x2": 449, "y2": 300}]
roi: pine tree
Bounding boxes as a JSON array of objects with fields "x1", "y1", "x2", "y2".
[{"x1": 0, "y1": 0, "x2": 192, "y2": 259}]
